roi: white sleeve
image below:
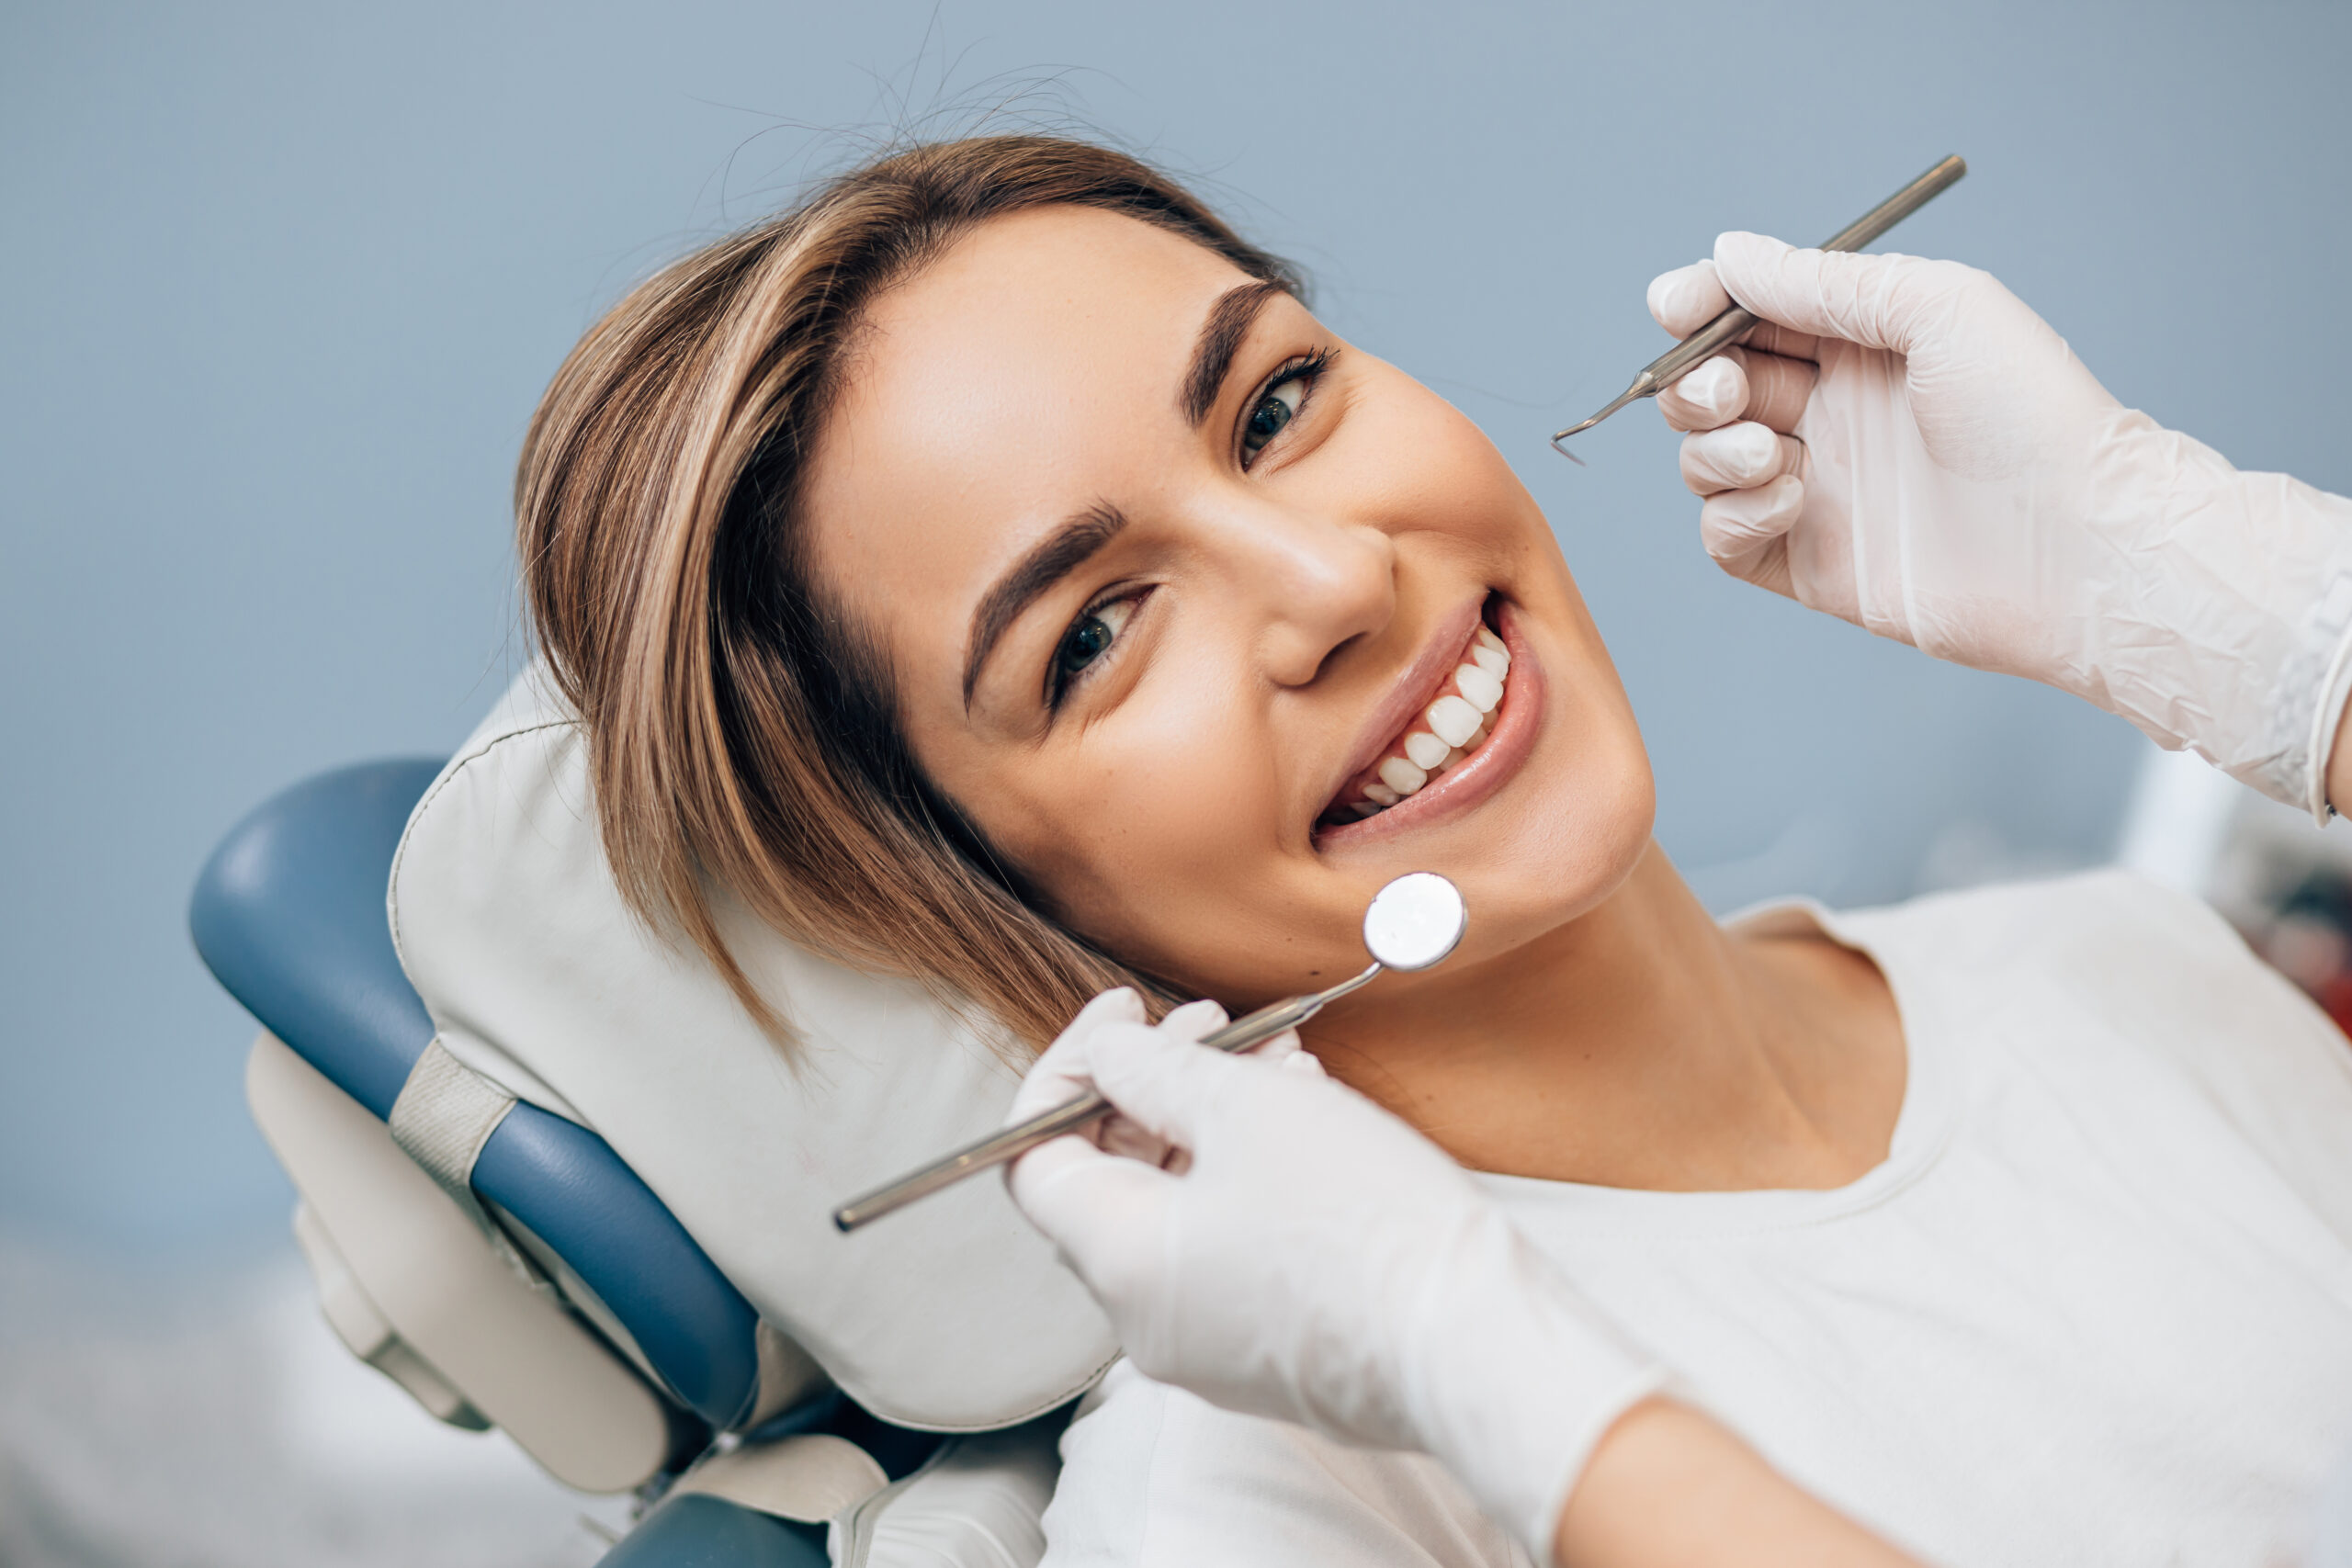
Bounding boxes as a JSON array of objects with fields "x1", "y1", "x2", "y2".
[
  {"x1": 835, "y1": 1419, "x2": 1063, "y2": 1568},
  {"x1": 1038, "y1": 1362, "x2": 1532, "y2": 1568}
]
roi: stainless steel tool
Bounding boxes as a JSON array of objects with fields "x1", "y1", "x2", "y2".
[
  {"x1": 1550, "y1": 154, "x2": 1967, "y2": 460},
  {"x1": 831, "y1": 871, "x2": 1470, "y2": 1233}
]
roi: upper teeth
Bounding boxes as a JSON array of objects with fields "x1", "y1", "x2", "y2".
[
  {"x1": 1340, "y1": 626, "x2": 1510, "y2": 821},
  {"x1": 1405, "y1": 729, "x2": 1452, "y2": 770},
  {"x1": 1426, "y1": 695, "x2": 1481, "y2": 748}
]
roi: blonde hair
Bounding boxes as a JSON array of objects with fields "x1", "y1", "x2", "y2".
[{"x1": 517, "y1": 136, "x2": 1302, "y2": 1048}]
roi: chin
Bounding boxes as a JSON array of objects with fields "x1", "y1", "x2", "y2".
[{"x1": 1453, "y1": 734, "x2": 1655, "y2": 971}]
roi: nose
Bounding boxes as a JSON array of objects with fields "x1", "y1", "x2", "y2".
[{"x1": 1208, "y1": 495, "x2": 1396, "y2": 689}]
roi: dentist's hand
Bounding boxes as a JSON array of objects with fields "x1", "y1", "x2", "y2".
[
  {"x1": 1002, "y1": 987, "x2": 1666, "y2": 1559},
  {"x1": 1648, "y1": 232, "x2": 2352, "y2": 818}
]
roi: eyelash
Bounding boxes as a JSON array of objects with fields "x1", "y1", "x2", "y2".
[{"x1": 1239, "y1": 347, "x2": 1337, "y2": 470}]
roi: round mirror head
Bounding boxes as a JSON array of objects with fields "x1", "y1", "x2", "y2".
[{"x1": 1362, "y1": 872, "x2": 1467, "y2": 973}]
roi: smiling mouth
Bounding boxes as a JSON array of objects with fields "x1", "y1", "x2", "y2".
[{"x1": 1317, "y1": 607, "x2": 1512, "y2": 829}]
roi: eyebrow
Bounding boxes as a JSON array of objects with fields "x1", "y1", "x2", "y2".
[
  {"x1": 1182, "y1": 279, "x2": 1287, "y2": 427},
  {"x1": 962, "y1": 502, "x2": 1130, "y2": 709}
]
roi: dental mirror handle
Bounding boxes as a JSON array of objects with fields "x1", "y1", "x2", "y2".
[
  {"x1": 1551, "y1": 153, "x2": 1967, "y2": 452},
  {"x1": 830, "y1": 964, "x2": 1381, "y2": 1233}
]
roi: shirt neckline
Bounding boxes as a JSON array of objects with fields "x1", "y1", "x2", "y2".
[{"x1": 1471, "y1": 897, "x2": 1962, "y2": 1240}]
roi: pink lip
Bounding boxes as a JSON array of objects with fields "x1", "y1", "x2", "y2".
[
  {"x1": 1319, "y1": 596, "x2": 1488, "y2": 806},
  {"x1": 1313, "y1": 598, "x2": 1544, "y2": 849}
]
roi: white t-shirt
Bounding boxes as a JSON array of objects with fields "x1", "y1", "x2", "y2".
[{"x1": 1037, "y1": 871, "x2": 2352, "y2": 1567}]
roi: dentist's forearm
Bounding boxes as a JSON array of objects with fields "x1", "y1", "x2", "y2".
[{"x1": 1554, "y1": 1398, "x2": 1924, "y2": 1568}]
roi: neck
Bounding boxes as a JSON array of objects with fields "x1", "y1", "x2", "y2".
[{"x1": 1301, "y1": 842, "x2": 1903, "y2": 1191}]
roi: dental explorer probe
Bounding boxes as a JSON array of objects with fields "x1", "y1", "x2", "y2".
[
  {"x1": 1550, "y1": 153, "x2": 1967, "y2": 459},
  {"x1": 831, "y1": 872, "x2": 1469, "y2": 1233}
]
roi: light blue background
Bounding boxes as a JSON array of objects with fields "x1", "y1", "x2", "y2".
[{"x1": 6, "y1": 1, "x2": 2346, "y2": 1258}]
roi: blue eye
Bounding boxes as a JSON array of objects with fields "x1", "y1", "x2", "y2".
[
  {"x1": 1244, "y1": 376, "x2": 1306, "y2": 456},
  {"x1": 1057, "y1": 614, "x2": 1114, "y2": 677},
  {"x1": 1051, "y1": 595, "x2": 1140, "y2": 699}
]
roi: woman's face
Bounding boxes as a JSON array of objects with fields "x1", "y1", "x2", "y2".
[{"x1": 803, "y1": 206, "x2": 1654, "y2": 1009}]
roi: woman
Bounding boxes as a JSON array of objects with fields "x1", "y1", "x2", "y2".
[{"x1": 518, "y1": 136, "x2": 2352, "y2": 1564}]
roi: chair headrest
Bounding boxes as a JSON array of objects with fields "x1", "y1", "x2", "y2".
[
  {"x1": 192, "y1": 759, "x2": 447, "y2": 1119},
  {"x1": 390, "y1": 667, "x2": 1117, "y2": 1431},
  {"x1": 192, "y1": 757, "x2": 773, "y2": 1431}
]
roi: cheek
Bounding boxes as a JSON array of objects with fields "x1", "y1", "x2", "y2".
[
  {"x1": 968, "y1": 694, "x2": 1291, "y2": 961},
  {"x1": 1338, "y1": 371, "x2": 1522, "y2": 538}
]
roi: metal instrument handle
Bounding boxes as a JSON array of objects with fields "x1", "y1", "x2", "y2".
[
  {"x1": 1551, "y1": 154, "x2": 1966, "y2": 450},
  {"x1": 1816, "y1": 153, "x2": 1969, "y2": 255},
  {"x1": 1650, "y1": 154, "x2": 1968, "y2": 389},
  {"x1": 830, "y1": 986, "x2": 1340, "y2": 1233}
]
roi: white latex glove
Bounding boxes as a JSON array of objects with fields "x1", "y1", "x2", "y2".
[
  {"x1": 1648, "y1": 232, "x2": 2352, "y2": 818},
  {"x1": 1003, "y1": 988, "x2": 1667, "y2": 1558}
]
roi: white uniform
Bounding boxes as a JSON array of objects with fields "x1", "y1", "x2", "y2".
[{"x1": 1038, "y1": 872, "x2": 2352, "y2": 1567}]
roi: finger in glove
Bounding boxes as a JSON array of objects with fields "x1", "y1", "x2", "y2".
[
  {"x1": 1646, "y1": 259, "x2": 1731, "y2": 337},
  {"x1": 1007, "y1": 987, "x2": 1144, "y2": 1120},
  {"x1": 1713, "y1": 231, "x2": 1980, "y2": 356},
  {"x1": 1679, "y1": 421, "x2": 1805, "y2": 496},
  {"x1": 1699, "y1": 476, "x2": 1804, "y2": 598},
  {"x1": 1656, "y1": 354, "x2": 1747, "y2": 434},
  {"x1": 1658, "y1": 349, "x2": 1821, "y2": 437}
]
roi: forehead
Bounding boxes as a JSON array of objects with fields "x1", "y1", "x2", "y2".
[
  {"x1": 852, "y1": 203, "x2": 1249, "y2": 442},
  {"x1": 802, "y1": 206, "x2": 1254, "y2": 670}
]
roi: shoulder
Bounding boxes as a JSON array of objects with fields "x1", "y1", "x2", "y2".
[
  {"x1": 1839, "y1": 872, "x2": 2352, "y2": 1233},
  {"x1": 1822, "y1": 867, "x2": 2337, "y2": 1049},
  {"x1": 1737, "y1": 869, "x2": 2290, "y2": 1043},
  {"x1": 1829, "y1": 868, "x2": 2244, "y2": 976},
  {"x1": 1824, "y1": 868, "x2": 2308, "y2": 1034},
  {"x1": 1040, "y1": 1362, "x2": 1525, "y2": 1568}
]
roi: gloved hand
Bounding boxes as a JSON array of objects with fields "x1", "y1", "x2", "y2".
[
  {"x1": 1648, "y1": 231, "x2": 2352, "y2": 818},
  {"x1": 1003, "y1": 988, "x2": 1667, "y2": 1558}
]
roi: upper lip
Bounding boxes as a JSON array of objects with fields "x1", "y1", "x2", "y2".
[{"x1": 1317, "y1": 594, "x2": 1488, "y2": 825}]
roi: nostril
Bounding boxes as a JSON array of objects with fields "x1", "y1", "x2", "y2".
[{"x1": 1310, "y1": 630, "x2": 1371, "y2": 688}]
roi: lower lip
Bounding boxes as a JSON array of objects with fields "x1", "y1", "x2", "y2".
[{"x1": 1314, "y1": 600, "x2": 1547, "y2": 848}]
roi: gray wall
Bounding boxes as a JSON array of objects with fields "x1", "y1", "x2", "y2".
[{"x1": 6, "y1": 0, "x2": 2346, "y2": 1258}]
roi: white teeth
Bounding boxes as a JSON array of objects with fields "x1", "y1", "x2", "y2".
[
  {"x1": 1404, "y1": 729, "x2": 1451, "y2": 771},
  {"x1": 1377, "y1": 756, "x2": 1429, "y2": 796},
  {"x1": 1335, "y1": 624, "x2": 1515, "y2": 823},
  {"x1": 1426, "y1": 694, "x2": 1481, "y2": 747},
  {"x1": 1454, "y1": 662, "x2": 1503, "y2": 714}
]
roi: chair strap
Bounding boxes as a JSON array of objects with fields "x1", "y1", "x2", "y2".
[{"x1": 390, "y1": 1037, "x2": 533, "y2": 1279}]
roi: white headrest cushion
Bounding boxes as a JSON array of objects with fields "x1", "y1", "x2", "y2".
[{"x1": 390, "y1": 666, "x2": 1116, "y2": 1430}]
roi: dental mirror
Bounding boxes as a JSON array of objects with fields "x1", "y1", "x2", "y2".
[
  {"x1": 831, "y1": 871, "x2": 1468, "y2": 1232},
  {"x1": 1363, "y1": 870, "x2": 1467, "y2": 972}
]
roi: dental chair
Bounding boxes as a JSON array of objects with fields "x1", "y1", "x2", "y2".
[{"x1": 190, "y1": 667, "x2": 1111, "y2": 1566}]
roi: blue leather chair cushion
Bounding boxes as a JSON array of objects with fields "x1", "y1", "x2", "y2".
[
  {"x1": 191, "y1": 760, "x2": 444, "y2": 1119},
  {"x1": 599, "y1": 1495, "x2": 829, "y2": 1568},
  {"x1": 473, "y1": 1096, "x2": 763, "y2": 1427}
]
